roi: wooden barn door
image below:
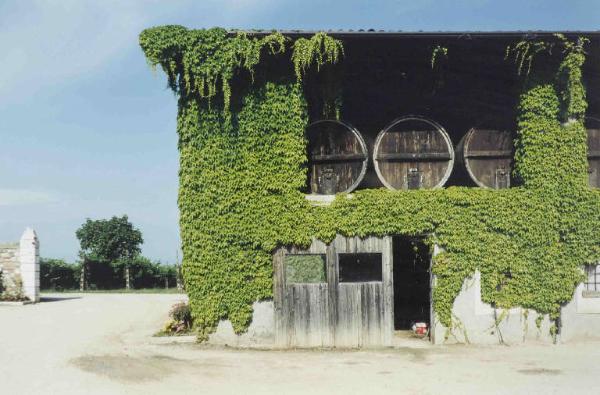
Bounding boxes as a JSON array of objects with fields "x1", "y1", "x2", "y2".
[
  {"x1": 274, "y1": 236, "x2": 393, "y2": 348},
  {"x1": 332, "y1": 236, "x2": 393, "y2": 347},
  {"x1": 273, "y1": 240, "x2": 334, "y2": 347}
]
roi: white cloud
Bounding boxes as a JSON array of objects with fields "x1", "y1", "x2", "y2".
[{"x1": 0, "y1": 189, "x2": 62, "y2": 206}]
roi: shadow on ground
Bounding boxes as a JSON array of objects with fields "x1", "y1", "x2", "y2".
[{"x1": 40, "y1": 296, "x2": 81, "y2": 303}]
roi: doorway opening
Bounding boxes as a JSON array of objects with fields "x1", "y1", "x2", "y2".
[{"x1": 393, "y1": 236, "x2": 431, "y2": 330}]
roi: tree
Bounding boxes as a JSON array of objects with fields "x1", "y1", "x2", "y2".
[{"x1": 76, "y1": 215, "x2": 143, "y2": 290}]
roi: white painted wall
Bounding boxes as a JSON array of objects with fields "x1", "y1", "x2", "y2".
[
  {"x1": 431, "y1": 271, "x2": 554, "y2": 345},
  {"x1": 207, "y1": 301, "x2": 275, "y2": 347},
  {"x1": 19, "y1": 228, "x2": 39, "y2": 302},
  {"x1": 560, "y1": 283, "x2": 600, "y2": 342}
]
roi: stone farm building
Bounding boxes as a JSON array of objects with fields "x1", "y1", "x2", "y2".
[{"x1": 141, "y1": 28, "x2": 600, "y2": 346}]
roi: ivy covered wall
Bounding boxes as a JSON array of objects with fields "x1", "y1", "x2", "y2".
[{"x1": 140, "y1": 27, "x2": 600, "y2": 340}]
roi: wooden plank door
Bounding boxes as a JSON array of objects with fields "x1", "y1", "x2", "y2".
[
  {"x1": 332, "y1": 236, "x2": 393, "y2": 348},
  {"x1": 273, "y1": 241, "x2": 333, "y2": 347},
  {"x1": 274, "y1": 236, "x2": 393, "y2": 348}
]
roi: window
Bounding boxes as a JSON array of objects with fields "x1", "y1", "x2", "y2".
[
  {"x1": 285, "y1": 254, "x2": 326, "y2": 284},
  {"x1": 585, "y1": 264, "x2": 600, "y2": 291},
  {"x1": 338, "y1": 253, "x2": 382, "y2": 283}
]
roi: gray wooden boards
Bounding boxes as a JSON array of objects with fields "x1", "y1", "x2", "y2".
[
  {"x1": 587, "y1": 117, "x2": 600, "y2": 188},
  {"x1": 273, "y1": 236, "x2": 393, "y2": 348},
  {"x1": 307, "y1": 120, "x2": 368, "y2": 195},
  {"x1": 273, "y1": 240, "x2": 332, "y2": 348},
  {"x1": 457, "y1": 128, "x2": 514, "y2": 189},
  {"x1": 332, "y1": 236, "x2": 393, "y2": 348},
  {"x1": 374, "y1": 116, "x2": 454, "y2": 190}
]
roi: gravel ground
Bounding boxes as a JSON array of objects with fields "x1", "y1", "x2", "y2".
[{"x1": 1, "y1": 293, "x2": 600, "y2": 395}]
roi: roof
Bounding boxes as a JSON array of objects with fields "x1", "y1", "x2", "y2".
[{"x1": 230, "y1": 30, "x2": 600, "y2": 39}]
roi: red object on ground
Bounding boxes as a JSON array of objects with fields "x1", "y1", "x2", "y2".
[{"x1": 412, "y1": 322, "x2": 428, "y2": 337}]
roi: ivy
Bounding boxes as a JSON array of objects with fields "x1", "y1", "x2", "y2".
[
  {"x1": 556, "y1": 35, "x2": 589, "y2": 119},
  {"x1": 431, "y1": 45, "x2": 448, "y2": 69},
  {"x1": 505, "y1": 38, "x2": 555, "y2": 76},
  {"x1": 139, "y1": 26, "x2": 286, "y2": 114},
  {"x1": 141, "y1": 28, "x2": 600, "y2": 341},
  {"x1": 291, "y1": 32, "x2": 344, "y2": 81}
]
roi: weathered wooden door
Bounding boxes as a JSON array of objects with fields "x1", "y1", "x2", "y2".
[
  {"x1": 273, "y1": 240, "x2": 334, "y2": 347},
  {"x1": 274, "y1": 236, "x2": 393, "y2": 348},
  {"x1": 332, "y1": 236, "x2": 393, "y2": 347}
]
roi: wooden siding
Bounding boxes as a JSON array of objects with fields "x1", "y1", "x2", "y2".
[{"x1": 274, "y1": 236, "x2": 393, "y2": 348}]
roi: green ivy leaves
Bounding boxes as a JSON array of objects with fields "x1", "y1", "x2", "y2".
[{"x1": 141, "y1": 28, "x2": 600, "y2": 340}]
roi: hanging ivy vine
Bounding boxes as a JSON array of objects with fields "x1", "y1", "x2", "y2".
[
  {"x1": 140, "y1": 27, "x2": 600, "y2": 342},
  {"x1": 431, "y1": 45, "x2": 448, "y2": 69},
  {"x1": 291, "y1": 32, "x2": 344, "y2": 81}
]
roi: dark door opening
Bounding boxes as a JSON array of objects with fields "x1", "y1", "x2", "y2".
[{"x1": 393, "y1": 236, "x2": 431, "y2": 330}]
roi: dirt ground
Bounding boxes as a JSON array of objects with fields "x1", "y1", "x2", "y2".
[{"x1": 2, "y1": 293, "x2": 600, "y2": 394}]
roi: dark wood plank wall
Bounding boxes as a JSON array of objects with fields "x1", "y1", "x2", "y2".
[{"x1": 587, "y1": 118, "x2": 600, "y2": 188}]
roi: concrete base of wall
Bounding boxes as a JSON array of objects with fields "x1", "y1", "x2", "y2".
[
  {"x1": 560, "y1": 284, "x2": 600, "y2": 342},
  {"x1": 431, "y1": 271, "x2": 600, "y2": 345},
  {"x1": 431, "y1": 271, "x2": 554, "y2": 345},
  {"x1": 206, "y1": 272, "x2": 600, "y2": 347},
  {"x1": 207, "y1": 301, "x2": 275, "y2": 347}
]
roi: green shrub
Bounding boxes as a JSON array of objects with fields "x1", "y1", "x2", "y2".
[
  {"x1": 169, "y1": 302, "x2": 193, "y2": 331},
  {"x1": 40, "y1": 258, "x2": 79, "y2": 290}
]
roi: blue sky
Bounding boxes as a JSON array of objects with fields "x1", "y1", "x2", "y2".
[{"x1": 0, "y1": 0, "x2": 598, "y2": 263}]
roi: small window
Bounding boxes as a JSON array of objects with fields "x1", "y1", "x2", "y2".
[
  {"x1": 585, "y1": 264, "x2": 600, "y2": 291},
  {"x1": 285, "y1": 254, "x2": 326, "y2": 284},
  {"x1": 338, "y1": 253, "x2": 382, "y2": 283}
]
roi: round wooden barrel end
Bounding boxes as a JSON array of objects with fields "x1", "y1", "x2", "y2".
[
  {"x1": 373, "y1": 116, "x2": 454, "y2": 191},
  {"x1": 306, "y1": 120, "x2": 368, "y2": 195},
  {"x1": 459, "y1": 127, "x2": 514, "y2": 189}
]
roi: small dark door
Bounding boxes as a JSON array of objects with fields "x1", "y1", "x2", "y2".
[{"x1": 393, "y1": 236, "x2": 431, "y2": 330}]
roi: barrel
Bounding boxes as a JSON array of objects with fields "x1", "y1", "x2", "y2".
[
  {"x1": 457, "y1": 128, "x2": 514, "y2": 189},
  {"x1": 587, "y1": 117, "x2": 600, "y2": 188},
  {"x1": 373, "y1": 116, "x2": 454, "y2": 190},
  {"x1": 306, "y1": 120, "x2": 368, "y2": 195}
]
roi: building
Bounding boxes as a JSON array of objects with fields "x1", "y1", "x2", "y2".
[{"x1": 141, "y1": 28, "x2": 600, "y2": 347}]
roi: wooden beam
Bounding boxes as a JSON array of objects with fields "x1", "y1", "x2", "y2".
[
  {"x1": 588, "y1": 150, "x2": 600, "y2": 158},
  {"x1": 464, "y1": 150, "x2": 513, "y2": 158},
  {"x1": 310, "y1": 153, "x2": 368, "y2": 162},
  {"x1": 375, "y1": 152, "x2": 452, "y2": 161}
]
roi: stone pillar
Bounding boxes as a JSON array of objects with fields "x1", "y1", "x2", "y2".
[{"x1": 19, "y1": 228, "x2": 39, "y2": 302}]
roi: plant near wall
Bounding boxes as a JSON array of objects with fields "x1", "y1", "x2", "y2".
[
  {"x1": 141, "y1": 27, "x2": 600, "y2": 341},
  {"x1": 292, "y1": 32, "x2": 344, "y2": 119},
  {"x1": 140, "y1": 27, "x2": 287, "y2": 115},
  {"x1": 291, "y1": 32, "x2": 344, "y2": 81},
  {"x1": 505, "y1": 38, "x2": 555, "y2": 76},
  {"x1": 431, "y1": 45, "x2": 448, "y2": 69}
]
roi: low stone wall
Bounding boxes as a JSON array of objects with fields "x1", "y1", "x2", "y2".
[
  {"x1": 0, "y1": 228, "x2": 40, "y2": 302},
  {"x1": 0, "y1": 243, "x2": 21, "y2": 295}
]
